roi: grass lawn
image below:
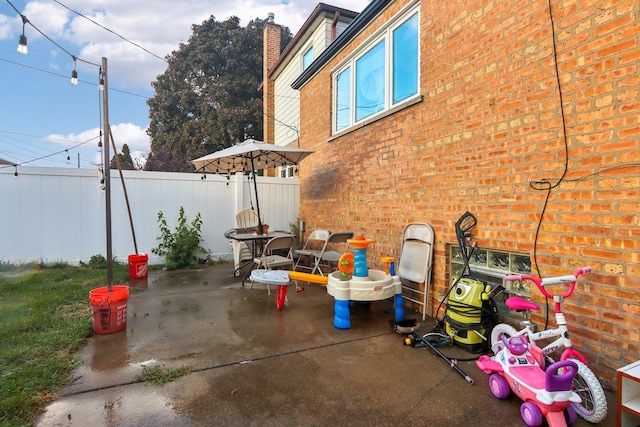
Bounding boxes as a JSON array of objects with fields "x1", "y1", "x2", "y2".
[{"x1": 0, "y1": 261, "x2": 130, "y2": 427}]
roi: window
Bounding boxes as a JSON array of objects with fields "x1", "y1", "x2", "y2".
[
  {"x1": 393, "y1": 14, "x2": 419, "y2": 103},
  {"x1": 356, "y1": 40, "x2": 385, "y2": 121},
  {"x1": 279, "y1": 165, "x2": 294, "y2": 178},
  {"x1": 302, "y1": 47, "x2": 314, "y2": 71},
  {"x1": 332, "y1": 6, "x2": 419, "y2": 133},
  {"x1": 335, "y1": 67, "x2": 351, "y2": 132}
]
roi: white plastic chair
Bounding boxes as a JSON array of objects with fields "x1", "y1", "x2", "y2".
[
  {"x1": 251, "y1": 235, "x2": 295, "y2": 295},
  {"x1": 398, "y1": 223, "x2": 434, "y2": 321},
  {"x1": 231, "y1": 208, "x2": 264, "y2": 276}
]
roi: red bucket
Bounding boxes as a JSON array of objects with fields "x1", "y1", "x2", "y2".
[
  {"x1": 128, "y1": 253, "x2": 148, "y2": 279},
  {"x1": 89, "y1": 285, "x2": 129, "y2": 334}
]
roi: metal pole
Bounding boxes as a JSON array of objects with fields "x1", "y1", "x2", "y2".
[
  {"x1": 110, "y1": 127, "x2": 138, "y2": 254},
  {"x1": 102, "y1": 57, "x2": 113, "y2": 292},
  {"x1": 249, "y1": 156, "x2": 264, "y2": 234}
]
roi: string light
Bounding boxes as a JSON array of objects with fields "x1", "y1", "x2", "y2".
[
  {"x1": 13, "y1": 165, "x2": 19, "y2": 180},
  {"x1": 71, "y1": 57, "x2": 78, "y2": 85},
  {"x1": 17, "y1": 15, "x2": 28, "y2": 54},
  {"x1": 66, "y1": 149, "x2": 71, "y2": 163},
  {"x1": 99, "y1": 66, "x2": 105, "y2": 91}
]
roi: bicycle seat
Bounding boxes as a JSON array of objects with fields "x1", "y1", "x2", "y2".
[{"x1": 505, "y1": 296, "x2": 539, "y2": 311}]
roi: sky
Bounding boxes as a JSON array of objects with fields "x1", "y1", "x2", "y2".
[{"x1": 0, "y1": 0, "x2": 368, "y2": 170}]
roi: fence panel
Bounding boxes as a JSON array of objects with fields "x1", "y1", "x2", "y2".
[{"x1": 0, "y1": 167, "x2": 299, "y2": 265}]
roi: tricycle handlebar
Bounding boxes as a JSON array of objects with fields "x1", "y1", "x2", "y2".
[{"x1": 503, "y1": 267, "x2": 591, "y2": 299}]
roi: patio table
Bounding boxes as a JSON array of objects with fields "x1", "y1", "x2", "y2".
[{"x1": 225, "y1": 230, "x2": 293, "y2": 286}]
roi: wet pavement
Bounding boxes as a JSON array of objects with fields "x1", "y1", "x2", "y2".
[{"x1": 36, "y1": 263, "x2": 618, "y2": 426}]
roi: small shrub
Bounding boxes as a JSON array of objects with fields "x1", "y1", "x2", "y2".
[
  {"x1": 81, "y1": 254, "x2": 107, "y2": 268},
  {"x1": 152, "y1": 207, "x2": 210, "y2": 270}
]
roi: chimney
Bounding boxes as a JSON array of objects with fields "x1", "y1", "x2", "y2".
[{"x1": 263, "y1": 13, "x2": 281, "y2": 146}]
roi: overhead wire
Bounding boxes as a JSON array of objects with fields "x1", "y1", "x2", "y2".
[
  {"x1": 0, "y1": 57, "x2": 150, "y2": 99},
  {"x1": 0, "y1": 130, "x2": 98, "y2": 168},
  {"x1": 0, "y1": 135, "x2": 100, "y2": 169},
  {"x1": 51, "y1": 0, "x2": 168, "y2": 63}
]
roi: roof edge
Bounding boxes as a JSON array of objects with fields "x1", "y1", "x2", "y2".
[
  {"x1": 268, "y1": 3, "x2": 359, "y2": 79},
  {"x1": 291, "y1": 0, "x2": 392, "y2": 90}
]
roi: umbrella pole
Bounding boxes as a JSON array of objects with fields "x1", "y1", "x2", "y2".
[{"x1": 250, "y1": 157, "x2": 264, "y2": 234}]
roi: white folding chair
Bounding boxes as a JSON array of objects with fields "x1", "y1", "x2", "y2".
[
  {"x1": 294, "y1": 229, "x2": 330, "y2": 273},
  {"x1": 398, "y1": 223, "x2": 434, "y2": 321},
  {"x1": 311, "y1": 231, "x2": 354, "y2": 276},
  {"x1": 251, "y1": 235, "x2": 295, "y2": 295}
]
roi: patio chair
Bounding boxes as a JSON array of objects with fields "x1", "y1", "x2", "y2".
[
  {"x1": 398, "y1": 223, "x2": 434, "y2": 321},
  {"x1": 251, "y1": 235, "x2": 295, "y2": 295},
  {"x1": 293, "y1": 229, "x2": 330, "y2": 273},
  {"x1": 231, "y1": 208, "x2": 264, "y2": 276},
  {"x1": 311, "y1": 231, "x2": 354, "y2": 276}
]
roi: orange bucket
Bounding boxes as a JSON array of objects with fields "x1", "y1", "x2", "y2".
[
  {"x1": 89, "y1": 285, "x2": 129, "y2": 334},
  {"x1": 128, "y1": 253, "x2": 148, "y2": 279}
]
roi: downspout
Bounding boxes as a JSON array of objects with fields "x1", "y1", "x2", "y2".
[{"x1": 331, "y1": 11, "x2": 341, "y2": 41}]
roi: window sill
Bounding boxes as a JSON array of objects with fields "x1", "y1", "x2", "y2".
[{"x1": 328, "y1": 95, "x2": 423, "y2": 142}]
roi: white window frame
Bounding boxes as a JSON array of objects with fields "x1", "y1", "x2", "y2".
[
  {"x1": 332, "y1": 2, "x2": 420, "y2": 134},
  {"x1": 278, "y1": 165, "x2": 294, "y2": 178}
]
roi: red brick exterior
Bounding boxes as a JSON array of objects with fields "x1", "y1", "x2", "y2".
[
  {"x1": 263, "y1": 21, "x2": 281, "y2": 146},
  {"x1": 297, "y1": 0, "x2": 639, "y2": 386}
]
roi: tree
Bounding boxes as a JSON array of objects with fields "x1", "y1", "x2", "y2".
[
  {"x1": 110, "y1": 144, "x2": 135, "y2": 170},
  {"x1": 145, "y1": 16, "x2": 292, "y2": 172}
]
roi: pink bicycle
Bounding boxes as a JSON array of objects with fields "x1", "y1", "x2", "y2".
[{"x1": 491, "y1": 267, "x2": 607, "y2": 423}]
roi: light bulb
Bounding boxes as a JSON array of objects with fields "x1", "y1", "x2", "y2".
[
  {"x1": 17, "y1": 34, "x2": 28, "y2": 55},
  {"x1": 71, "y1": 70, "x2": 78, "y2": 86}
]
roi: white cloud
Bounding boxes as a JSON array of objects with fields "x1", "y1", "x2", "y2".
[{"x1": 47, "y1": 122, "x2": 149, "y2": 152}]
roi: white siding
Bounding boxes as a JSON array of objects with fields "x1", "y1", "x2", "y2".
[{"x1": 274, "y1": 16, "x2": 350, "y2": 147}]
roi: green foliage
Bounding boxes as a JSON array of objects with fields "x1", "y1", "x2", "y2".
[
  {"x1": 152, "y1": 207, "x2": 210, "y2": 269},
  {"x1": 136, "y1": 364, "x2": 191, "y2": 386},
  {"x1": 110, "y1": 143, "x2": 136, "y2": 170},
  {"x1": 0, "y1": 262, "x2": 129, "y2": 427},
  {"x1": 289, "y1": 216, "x2": 301, "y2": 242},
  {"x1": 145, "y1": 16, "x2": 293, "y2": 172},
  {"x1": 80, "y1": 254, "x2": 107, "y2": 268}
]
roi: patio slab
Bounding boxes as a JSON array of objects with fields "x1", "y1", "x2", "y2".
[{"x1": 36, "y1": 263, "x2": 617, "y2": 426}]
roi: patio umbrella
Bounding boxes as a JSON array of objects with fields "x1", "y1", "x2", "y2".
[{"x1": 191, "y1": 138, "x2": 314, "y2": 234}]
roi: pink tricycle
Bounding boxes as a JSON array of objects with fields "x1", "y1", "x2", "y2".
[{"x1": 476, "y1": 334, "x2": 581, "y2": 427}]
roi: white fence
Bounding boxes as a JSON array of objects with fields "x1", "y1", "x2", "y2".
[{"x1": 0, "y1": 166, "x2": 300, "y2": 265}]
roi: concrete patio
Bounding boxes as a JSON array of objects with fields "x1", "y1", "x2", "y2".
[{"x1": 36, "y1": 262, "x2": 617, "y2": 426}]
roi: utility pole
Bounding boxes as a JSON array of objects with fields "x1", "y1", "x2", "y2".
[{"x1": 102, "y1": 57, "x2": 113, "y2": 291}]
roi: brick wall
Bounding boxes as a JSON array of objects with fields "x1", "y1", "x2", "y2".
[{"x1": 297, "y1": 0, "x2": 639, "y2": 386}]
